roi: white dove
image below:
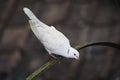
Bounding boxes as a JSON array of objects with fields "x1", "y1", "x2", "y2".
[{"x1": 23, "y1": 7, "x2": 79, "y2": 59}]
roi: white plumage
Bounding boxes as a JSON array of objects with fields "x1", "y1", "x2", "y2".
[{"x1": 23, "y1": 7, "x2": 79, "y2": 59}]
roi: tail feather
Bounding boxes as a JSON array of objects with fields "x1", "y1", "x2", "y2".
[
  {"x1": 29, "y1": 20, "x2": 41, "y2": 39},
  {"x1": 23, "y1": 7, "x2": 49, "y2": 28}
]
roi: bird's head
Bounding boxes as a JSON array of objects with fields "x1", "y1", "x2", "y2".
[{"x1": 67, "y1": 47, "x2": 80, "y2": 60}]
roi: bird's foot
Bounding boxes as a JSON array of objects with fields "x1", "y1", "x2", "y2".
[
  {"x1": 50, "y1": 54, "x2": 62, "y2": 62},
  {"x1": 50, "y1": 54, "x2": 58, "y2": 59}
]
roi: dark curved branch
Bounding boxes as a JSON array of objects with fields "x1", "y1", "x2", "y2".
[
  {"x1": 26, "y1": 42, "x2": 120, "y2": 80},
  {"x1": 75, "y1": 42, "x2": 120, "y2": 51}
]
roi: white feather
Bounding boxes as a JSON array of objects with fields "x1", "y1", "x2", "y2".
[
  {"x1": 23, "y1": 7, "x2": 80, "y2": 59},
  {"x1": 23, "y1": 8, "x2": 49, "y2": 28}
]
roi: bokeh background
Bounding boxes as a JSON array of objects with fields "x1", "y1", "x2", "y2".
[{"x1": 0, "y1": 0, "x2": 120, "y2": 80}]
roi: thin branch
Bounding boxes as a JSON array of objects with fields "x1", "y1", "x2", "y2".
[
  {"x1": 75, "y1": 42, "x2": 120, "y2": 50},
  {"x1": 26, "y1": 59, "x2": 58, "y2": 80},
  {"x1": 26, "y1": 42, "x2": 120, "y2": 80}
]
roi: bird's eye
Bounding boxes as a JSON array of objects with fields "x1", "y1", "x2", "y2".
[{"x1": 74, "y1": 53, "x2": 76, "y2": 56}]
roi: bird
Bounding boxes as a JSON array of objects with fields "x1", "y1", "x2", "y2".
[{"x1": 23, "y1": 7, "x2": 79, "y2": 59}]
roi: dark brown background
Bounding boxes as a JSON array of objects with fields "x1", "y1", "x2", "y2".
[{"x1": 0, "y1": 0, "x2": 120, "y2": 80}]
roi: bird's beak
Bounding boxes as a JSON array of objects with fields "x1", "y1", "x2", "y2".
[{"x1": 75, "y1": 56, "x2": 80, "y2": 60}]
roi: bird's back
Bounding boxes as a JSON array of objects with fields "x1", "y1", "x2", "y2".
[{"x1": 24, "y1": 7, "x2": 71, "y2": 56}]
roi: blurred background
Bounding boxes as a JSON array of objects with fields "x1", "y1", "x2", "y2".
[{"x1": 0, "y1": 0, "x2": 120, "y2": 80}]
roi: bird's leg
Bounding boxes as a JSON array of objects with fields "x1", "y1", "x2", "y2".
[
  {"x1": 50, "y1": 54, "x2": 58, "y2": 59},
  {"x1": 49, "y1": 54, "x2": 63, "y2": 64},
  {"x1": 45, "y1": 48, "x2": 58, "y2": 59}
]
